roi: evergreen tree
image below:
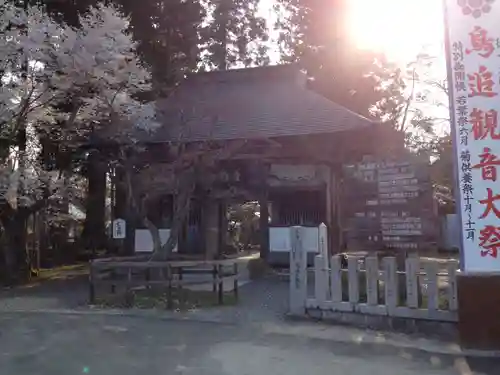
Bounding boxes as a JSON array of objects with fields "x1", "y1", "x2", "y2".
[
  {"x1": 201, "y1": 0, "x2": 269, "y2": 70},
  {"x1": 274, "y1": 0, "x2": 386, "y2": 117}
]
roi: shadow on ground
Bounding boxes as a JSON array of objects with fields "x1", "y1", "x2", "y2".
[
  {"x1": 0, "y1": 311, "x2": 499, "y2": 375},
  {"x1": 0, "y1": 264, "x2": 90, "y2": 310},
  {"x1": 0, "y1": 271, "x2": 499, "y2": 374},
  {"x1": 0, "y1": 264, "x2": 288, "y2": 318}
]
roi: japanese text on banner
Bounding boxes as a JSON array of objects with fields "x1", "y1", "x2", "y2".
[{"x1": 445, "y1": 0, "x2": 500, "y2": 270}]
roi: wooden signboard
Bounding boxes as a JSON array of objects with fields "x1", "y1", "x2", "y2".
[{"x1": 341, "y1": 158, "x2": 438, "y2": 252}]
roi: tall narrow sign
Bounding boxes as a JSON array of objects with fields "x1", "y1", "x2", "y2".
[{"x1": 444, "y1": 0, "x2": 500, "y2": 271}]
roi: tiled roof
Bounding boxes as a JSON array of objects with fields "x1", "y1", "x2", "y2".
[{"x1": 149, "y1": 64, "x2": 376, "y2": 142}]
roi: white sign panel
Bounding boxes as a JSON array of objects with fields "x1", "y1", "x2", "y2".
[
  {"x1": 134, "y1": 229, "x2": 178, "y2": 253},
  {"x1": 112, "y1": 218, "x2": 126, "y2": 239},
  {"x1": 445, "y1": 0, "x2": 500, "y2": 271},
  {"x1": 269, "y1": 227, "x2": 320, "y2": 253}
]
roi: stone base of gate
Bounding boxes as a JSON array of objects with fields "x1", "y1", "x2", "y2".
[
  {"x1": 298, "y1": 309, "x2": 458, "y2": 341},
  {"x1": 457, "y1": 272, "x2": 500, "y2": 350}
]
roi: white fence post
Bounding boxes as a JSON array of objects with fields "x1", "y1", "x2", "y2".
[
  {"x1": 424, "y1": 262, "x2": 439, "y2": 311},
  {"x1": 314, "y1": 255, "x2": 328, "y2": 308},
  {"x1": 330, "y1": 255, "x2": 342, "y2": 302},
  {"x1": 447, "y1": 261, "x2": 458, "y2": 311},
  {"x1": 348, "y1": 256, "x2": 359, "y2": 304},
  {"x1": 405, "y1": 257, "x2": 419, "y2": 309},
  {"x1": 289, "y1": 226, "x2": 307, "y2": 315},
  {"x1": 365, "y1": 257, "x2": 379, "y2": 306},
  {"x1": 383, "y1": 257, "x2": 398, "y2": 313},
  {"x1": 317, "y1": 223, "x2": 329, "y2": 304},
  {"x1": 318, "y1": 223, "x2": 328, "y2": 266}
]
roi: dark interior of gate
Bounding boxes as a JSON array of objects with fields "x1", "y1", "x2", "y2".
[{"x1": 270, "y1": 190, "x2": 326, "y2": 227}]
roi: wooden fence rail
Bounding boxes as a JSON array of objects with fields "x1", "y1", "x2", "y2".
[
  {"x1": 307, "y1": 254, "x2": 459, "y2": 322},
  {"x1": 89, "y1": 258, "x2": 239, "y2": 308}
]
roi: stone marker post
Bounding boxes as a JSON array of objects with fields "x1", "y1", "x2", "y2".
[
  {"x1": 289, "y1": 226, "x2": 307, "y2": 315},
  {"x1": 318, "y1": 223, "x2": 328, "y2": 266}
]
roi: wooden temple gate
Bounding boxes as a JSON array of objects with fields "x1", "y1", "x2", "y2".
[{"x1": 120, "y1": 64, "x2": 436, "y2": 260}]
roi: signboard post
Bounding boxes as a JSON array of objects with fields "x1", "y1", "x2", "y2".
[
  {"x1": 341, "y1": 159, "x2": 437, "y2": 253},
  {"x1": 112, "y1": 218, "x2": 126, "y2": 240},
  {"x1": 444, "y1": 0, "x2": 500, "y2": 349}
]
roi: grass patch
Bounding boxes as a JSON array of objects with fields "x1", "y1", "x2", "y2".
[
  {"x1": 37, "y1": 264, "x2": 89, "y2": 281},
  {"x1": 94, "y1": 287, "x2": 237, "y2": 311}
]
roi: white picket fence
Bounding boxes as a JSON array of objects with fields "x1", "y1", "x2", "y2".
[{"x1": 289, "y1": 226, "x2": 459, "y2": 322}]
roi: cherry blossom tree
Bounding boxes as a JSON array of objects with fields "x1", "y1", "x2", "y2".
[{"x1": 0, "y1": 0, "x2": 153, "y2": 282}]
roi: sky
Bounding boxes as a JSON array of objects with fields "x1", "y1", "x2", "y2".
[
  {"x1": 260, "y1": 0, "x2": 447, "y2": 65},
  {"x1": 259, "y1": 0, "x2": 450, "y2": 134},
  {"x1": 345, "y1": 0, "x2": 450, "y2": 135},
  {"x1": 346, "y1": 0, "x2": 446, "y2": 65}
]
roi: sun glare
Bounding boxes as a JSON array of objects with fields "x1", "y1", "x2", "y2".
[{"x1": 346, "y1": 0, "x2": 444, "y2": 61}]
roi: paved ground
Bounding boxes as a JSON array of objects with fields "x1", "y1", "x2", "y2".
[
  {"x1": 1, "y1": 308, "x2": 499, "y2": 375},
  {"x1": 1, "y1": 275, "x2": 499, "y2": 374}
]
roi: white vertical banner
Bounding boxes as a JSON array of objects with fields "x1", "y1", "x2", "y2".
[{"x1": 445, "y1": 0, "x2": 500, "y2": 271}]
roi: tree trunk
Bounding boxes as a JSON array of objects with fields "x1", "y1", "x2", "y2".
[
  {"x1": 144, "y1": 217, "x2": 162, "y2": 255},
  {"x1": 122, "y1": 159, "x2": 191, "y2": 260},
  {"x1": 215, "y1": 0, "x2": 228, "y2": 70},
  {"x1": 258, "y1": 163, "x2": 270, "y2": 260},
  {"x1": 114, "y1": 166, "x2": 128, "y2": 255},
  {"x1": 150, "y1": 188, "x2": 192, "y2": 260},
  {"x1": 0, "y1": 221, "x2": 15, "y2": 284},
  {"x1": 57, "y1": 172, "x2": 70, "y2": 263},
  {"x1": 202, "y1": 199, "x2": 220, "y2": 259},
  {"x1": 81, "y1": 151, "x2": 107, "y2": 253},
  {"x1": 219, "y1": 202, "x2": 228, "y2": 254},
  {"x1": 1, "y1": 214, "x2": 30, "y2": 284},
  {"x1": 38, "y1": 208, "x2": 50, "y2": 267},
  {"x1": 258, "y1": 197, "x2": 269, "y2": 260},
  {"x1": 149, "y1": 169, "x2": 196, "y2": 260}
]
